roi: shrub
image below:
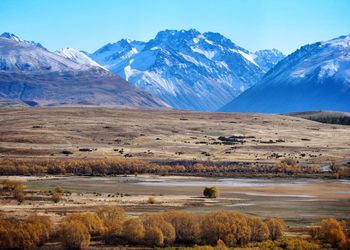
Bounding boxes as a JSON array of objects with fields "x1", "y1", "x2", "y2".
[
  {"x1": 201, "y1": 210, "x2": 251, "y2": 247},
  {"x1": 52, "y1": 191, "x2": 62, "y2": 203},
  {"x1": 264, "y1": 217, "x2": 285, "y2": 240},
  {"x1": 142, "y1": 213, "x2": 176, "y2": 246},
  {"x1": 0, "y1": 214, "x2": 53, "y2": 250},
  {"x1": 247, "y1": 217, "x2": 269, "y2": 242},
  {"x1": 203, "y1": 186, "x2": 219, "y2": 198},
  {"x1": 163, "y1": 210, "x2": 201, "y2": 244},
  {"x1": 54, "y1": 186, "x2": 64, "y2": 194},
  {"x1": 14, "y1": 183, "x2": 25, "y2": 203},
  {"x1": 122, "y1": 217, "x2": 145, "y2": 244},
  {"x1": 1, "y1": 179, "x2": 25, "y2": 203},
  {"x1": 148, "y1": 196, "x2": 156, "y2": 204},
  {"x1": 26, "y1": 214, "x2": 53, "y2": 246},
  {"x1": 319, "y1": 218, "x2": 346, "y2": 248},
  {"x1": 60, "y1": 220, "x2": 90, "y2": 250},
  {"x1": 63, "y1": 212, "x2": 104, "y2": 235},
  {"x1": 96, "y1": 205, "x2": 127, "y2": 243},
  {"x1": 145, "y1": 226, "x2": 164, "y2": 247}
]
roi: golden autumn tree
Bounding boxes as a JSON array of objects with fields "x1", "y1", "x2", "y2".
[
  {"x1": 96, "y1": 205, "x2": 127, "y2": 243},
  {"x1": 264, "y1": 217, "x2": 285, "y2": 240},
  {"x1": 60, "y1": 220, "x2": 90, "y2": 250},
  {"x1": 122, "y1": 217, "x2": 145, "y2": 244}
]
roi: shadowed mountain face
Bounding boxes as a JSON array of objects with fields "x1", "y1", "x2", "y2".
[
  {"x1": 219, "y1": 35, "x2": 350, "y2": 113},
  {"x1": 0, "y1": 33, "x2": 168, "y2": 108},
  {"x1": 91, "y1": 29, "x2": 284, "y2": 111},
  {"x1": 0, "y1": 71, "x2": 167, "y2": 107}
]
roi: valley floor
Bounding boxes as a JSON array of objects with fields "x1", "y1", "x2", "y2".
[{"x1": 0, "y1": 106, "x2": 349, "y2": 165}]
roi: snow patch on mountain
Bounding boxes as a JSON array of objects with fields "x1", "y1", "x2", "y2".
[{"x1": 55, "y1": 47, "x2": 106, "y2": 70}]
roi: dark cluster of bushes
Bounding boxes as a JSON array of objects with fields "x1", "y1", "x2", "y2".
[
  {"x1": 0, "y1": 157, "x2": 334, "y2": 178},
  {"x1": 291, "y1": 111, "x2": 350, "y2": 126},
  {"x1": 203, "y1": 186, "x2": 219, "y2": 198},
  {"x1": 313, "y1": 115, "x2": 350, "y2": 125}
]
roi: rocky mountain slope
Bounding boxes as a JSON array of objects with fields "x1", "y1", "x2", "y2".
[{"x1": 220, "y1": 35, "x2": 350, "y2": 113}]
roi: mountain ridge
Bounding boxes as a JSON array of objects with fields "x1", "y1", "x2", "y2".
[{"x1": 91, "y1": 29, "x2": 285, "y2": 111}]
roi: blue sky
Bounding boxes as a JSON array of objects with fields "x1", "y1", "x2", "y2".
[{"x1": 0, "y1": 0, "x2": 349, "y2": 55}]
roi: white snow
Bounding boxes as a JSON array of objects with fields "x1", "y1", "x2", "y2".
[
  {"x1": 230, "y1": 49, "x2": 259, "y2": 67},
  {"x1": 55, "y1": 47, "x2": 106, "y2": 70},
  {"x1": 323, "y1": 35, "x2": 350, "y2": 48},
  {"x1": 191, "y1": 47, "x2": 216, "y2": 59},
  {"x1": 178, "y1": 52, "x2": 210, "y2": 70},
  {"x1": 142, "y1": 71, "x2": 177, "y2": 95},
  {"x1": 291, "y1": 69, "x2": 306, "y2": 78},
  {"x1": 318, "y1": 61, "x2": 339, "y2": 78}
]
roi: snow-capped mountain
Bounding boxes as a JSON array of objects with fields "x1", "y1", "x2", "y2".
[
  {"x1": 0, "y1": 33, "x2": 99, "y2": 72},
  {"x1": 55, "y1": 47, "x2": 107, "y2": 70},
  {"x1": 91, "y1": 29, "x2": 284, "y2": 111},
  {"x1": 0, "y1": 33, "x2": 168, "y2": 108},
  {"x1": 219, "y1": 35, "x2": 350, "y2": 113}
]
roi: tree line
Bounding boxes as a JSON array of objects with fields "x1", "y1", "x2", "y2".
[
  {"x1": 1, "y1": 206, "x2": 349, "y2": 249},
  {"x1": 0, "y1": 157, "x2": 342, "y2": 178}
]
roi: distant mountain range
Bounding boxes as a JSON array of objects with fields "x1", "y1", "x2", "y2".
[
  {"x1": 91, "y1": 29, "x2": 284, "y2": 111},
  {"x1": 220, "y1": 35, "x2": 350, "y2": 113},
  {"x1": 0, "y1": 33, "x2": 167, "y2": 108},
  {"x1": 0, "y1": 30, "x2": 349, "y2": 113}
]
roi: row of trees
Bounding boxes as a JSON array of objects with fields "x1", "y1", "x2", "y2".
[
  {"x1": 1, "y1": 206, "x2": 349, "y2": 249},
  {"x1": 62, "y1": 207, "x2": 287, "y2": 249},
  {"x1": 0, "y1": 157, "x2": 333, "y2": 177},
  {"x1": 0, "y1": 206, "x2": 285, "y2": 249}
]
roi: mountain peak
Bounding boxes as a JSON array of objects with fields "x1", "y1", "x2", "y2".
[
  {"x1": 154, "y1": 29, "x2": 201, "y2": 41},
  {"x1": 0, "y1": 32, "x2": 22, "y2": 42}
]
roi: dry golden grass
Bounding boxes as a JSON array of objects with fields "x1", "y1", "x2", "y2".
[{"x1": 0, "y1": 106, "x2": 349, "y2": 166}]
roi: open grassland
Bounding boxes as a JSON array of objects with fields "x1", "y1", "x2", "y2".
[{"x1": 0, "y1": 106, "x2": 350, "y2": 166}]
